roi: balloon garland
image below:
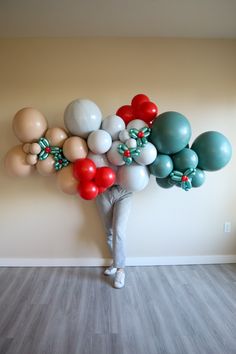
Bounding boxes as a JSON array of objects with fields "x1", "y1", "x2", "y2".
[{"x1": 4, "y1": 94, "x2": 232, "y2": 200}]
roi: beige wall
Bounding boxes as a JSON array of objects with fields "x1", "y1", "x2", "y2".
[{"x1": 0, "y1": 38, "x2": 236, "y2": 262}]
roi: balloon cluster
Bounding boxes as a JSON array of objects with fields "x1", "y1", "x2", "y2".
[{"x1": 4, "y1": 94, "x2": 232, "y2": 199}]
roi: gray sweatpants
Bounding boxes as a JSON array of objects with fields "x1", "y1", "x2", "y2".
[{"x1": 96, "y1": 185, "x2": 132, "y2": 268}]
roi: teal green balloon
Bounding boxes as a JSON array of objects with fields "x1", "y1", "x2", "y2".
[
  {"x1": 150, "y1": 111, "x2": 191, "y2": 154},
  {"x1": 191, "y1": 131, "x2": 232, "y2": 171},
  {"x1": 172, "y1": 148, "x2": 198, "y2": 172},
  {"x1": 192, "y1": 168, "x2": 205, "y2": 188},
  {"x1": 156, "y1": 177, "x2": 174, "y2": 189},
  {"x1": 149, "y1": 154, "x2": 173, "y2": 178}
]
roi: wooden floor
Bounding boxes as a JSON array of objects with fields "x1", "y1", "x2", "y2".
[{"x1": 0, "y1": 264, "x2": 236, "y2": 354}]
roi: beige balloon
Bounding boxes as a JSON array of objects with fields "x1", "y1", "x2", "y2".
[
  {"x1": 63, "y1": 136, "x2": 88, "y2": 162},
  {"x1": 12, "y1": 107, "x2": 48, "y2": 143},
  {"x1": 56, "y1": 164, "x2": 77, "y2": 195},
  {"x1": 4, "y1": 145, "x2": 35, "y2": 177},
  {"x1": 26, "y1": 153, "x2": 38, "y2": 166},
  {"x1": 23, "y1": 143, "x2": 31, "y2": 153},
  {"x1": 45, "y1": 127, "x2": 68, "y2": 147},
  {"x1": 29, "y1": 143, "x2": 41, "y2": 155},
  {"x1": 36, "y1": 155, "x2": 55, "y2": 177}
]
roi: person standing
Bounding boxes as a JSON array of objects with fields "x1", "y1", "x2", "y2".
[{"x1": 96, "y1": 185, "x2": 132, "y2": 289}]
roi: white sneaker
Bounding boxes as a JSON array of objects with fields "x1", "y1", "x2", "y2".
[
  {"x1": 104, "y1": 265, "x2": 117, "y2": 276},
  {"x1": 113, "y1": 270, "x2": 125, "y2": 289}
]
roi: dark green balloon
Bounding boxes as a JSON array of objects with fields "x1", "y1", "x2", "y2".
[
  {"x1": 191, "y1": 168, "x2": 205, "y2": 188},
  {"x1": 150, "y1": 111, "x2": 191, "y2": 154},
  {"x1": 191, "y1": 131, "x2": 232, "y2": 171},
  {"x1": 172, "y1": 148, "x2": 198, "y2": 172},
  {"x1": 156, "y1": 177, "x2": 174, "y2": 189},
  {"x1": 149, "y1": 154, "x2": 173, "y2": 178}
]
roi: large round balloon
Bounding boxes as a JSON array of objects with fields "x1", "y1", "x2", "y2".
[
  {"x1": 56, "y1": 164, "x2": 78, "y2": 195},
  {"x1": 4, "y1": 145, "x2": 35, "y2": 177},
  {"x1": 87, "y1": 130, "x2": 112, "y2": 154},
  {"x1": 12, "y1": 107, "x2": 48, "y2": 143},
  {"x1": 149, "y1": 154, "x2": 173, "y2": 178},
  {"x1": 191, "y1": 168, "x2": 205, "y2": 188},
  {"x1": 117, "y1": 163, "x2": 150, "y2": 191},
  {"x1": 150, "y1": 111, "x2": 191, "y2": 154},
  {"x1": 87, "y1": 151, "x2": 109, "y2": 167},
  {"x1": 116, "y1": 105, "x2": 134, "y2": 125},
  {"x1": 134, "y1": 142, "x2": 157, "y2": 166},
  {"x1": 191, "y1": 131, "x2": 232, "y2": 171},
  {"x1": 45, "y1": 127, "x2": 68, "y2": 147},
  {"x1": 63, "y1": 136, "x2": 88, "y2": 162},
  {"x1": 102, "y1": 115, "x2": 125, "y2": 140},
  {"x1": 172, "y1": 148, "x2": 198, "y2": 172},
  {"x1": 64, "y1": 99, "x2": 102, "y2": 138},
  {"x1": 156, "y1": 177, "x2": 174, "y2": 189},
  {"x1": 106, "y1": 141, "x2": 125, "y2": 166}
]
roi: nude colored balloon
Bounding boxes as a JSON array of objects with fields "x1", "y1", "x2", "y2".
[
  {"x1": 26, "y1": 153, "x2": 38, "y2": 166},
  {"x1": 63, "y1": 136, "x2": 88, "y2": 162},
  {"x1": 45, "y1": 127, "x2": 68, "y2": 147},
  {"x1": 23, "y1": 143, "x2": 31, "y2": 153},
  {"x1": 4, "y1": 145, "x2": 35, "y2": 177},
  {"x1": 56, "y1": 164, "x2": 77, "y2": 195},
  {"x1": 36, "y1": 155, "x2": 55, "y2": 176},
  {"x1": 12, "y1": 107, "x2": 48, "y2": 143},
  {"x1": 29, "y1": 143, "x2": 41, "y2": 155}
]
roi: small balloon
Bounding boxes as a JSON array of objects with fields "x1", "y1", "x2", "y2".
[
  {"x1": 26, "y1": 153, "x2": 38, "y2": 166},
  {"x1": 102, "y1": 115, "x2": 125, "y2": 140},
  {"x1": 36, "y1": 155, "x2": 55, "y2": 176},
  {"x1": 45, "y1": 127, "x2": 68, "y2": 147},
  {"x1": 12, "y1": 107, "x2": 48, "y2": 143},
  {"x1": 73, "y1": 158, "x2": 97, "y2": 181},
  {"x1": 127, "y1": 119, "x2": 148, "y2": 131},
  {"x1": 149, "y1": 154, "x2": 173, "y2": 178},
  {"x1": 156, "y1": 177, "x2": 174, "y2": 189},
  {"x1": 136, "y1": 101, "x2": 158, "y2": 123},
  {"x1": 150, "y1": 111, "x2": 192, "y2": 154},
  {"x1": 191, "y1": 131, "x2": 232, "y2": 171},
  {"x1": 95, "y1": 167, "x2": 116, "y2": 188},
  {"x1": 116, "y1": 105, "x2": 134, "y2": 125},
  {"x1": 64, "y1": 99, "x2": 102, "y2": 138},
  {"x1": 191, "y1": 168, "x2": 205, "y2": 188},
  {"x1": 23, "y1": 143, "x2": 31, "y2": 153},
  {"x1": 29, "y1": 143, "x2": 41, "y2": 155},
  {"x1": 134, "y1": 142, "x2": 157, "y2": 166},
  {"x1": 119, "y1": 129, "x2": 130, "y2": 143},
  {"x1": 4, "y1": 145, "x2": 35, "y2": 177},
  {"x1": 106, "y1": 141, "x2": 125, "y2": 166},
  {"x1": 87, "y1": 130, "x2": 112, "y2": 154},
  {"x1": 172, "y1": 148, "x2": 198, "y2": 172},
  {"x1": 125, "y1": 138, "x2": 137, "y2": 149},
  {"x1": 56, "y1": 164, "x2": 77, "y2": 195},
  {"x1": 63, "y1": 136, "x2": 88, "y2": 162},
  {"x1": 77, "y1": 180, "x2": 98, "y2": 200},
  {"x1": 87, "y1": 151, "x2": 109, "y2": 168}
]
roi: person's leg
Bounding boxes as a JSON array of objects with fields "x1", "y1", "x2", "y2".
[
  {"x1": 95, "y1": 191, "x2": 113, "y2": 256},
  {"x1": 112, "y1": 189, "x2": 132, "y2": 270}
]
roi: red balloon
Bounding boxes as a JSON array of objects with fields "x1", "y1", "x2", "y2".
[
  {"x1": 97, "y1": 186, "x2": 107, "y2": 195},
  {"x1": 116, "y1": 105, "x2": 134, "y2": 125},
  {"x1": 95, "y1": 167, "x2": 116, "y2": 188},
  {"x1": 73, "y1": 158, "x2": 96, "y2": 181},
  {"x1": 77, "y1": 180, "x2": 98, "y2": 200},
  {"x1": 131, "y1": 94, "x2": 150, "y2": 110},
  {"x1": 137, "y1": 101, "x2": 158, "y2": 123}
]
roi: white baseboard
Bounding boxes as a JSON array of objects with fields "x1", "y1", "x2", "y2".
[{"x1": 0, "y1": 255, "x2": 236, "y2": 267}]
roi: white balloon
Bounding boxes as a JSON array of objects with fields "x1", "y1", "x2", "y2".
[
  {"x1": 119, "y1": 129, "x2": 130, "y2": 143},
  {"x1": 134, "y1": 142, "x2": 157, "y2": 166},
  {"x1": 117, "y1": 163, "x2": 150, "y2": 191},
  {"x1": 106, "y1": 141, "x2": 125, "y2": 166},
  {"x1": 87, "y1": 130, "x2": 112, "y2": 154},
  {"x1": 125, "y1": 138, "x2": 137, "y2": 149},
  {"x1": 64, "y1": 99, "x2": 102, "y2": 138},
  {"x1": 127, "y1": 119, "x2": 148, "y2": 131},
  {"x1": 102, "y1": 115, "x2": 125, "y2": 140},
  {"x1": 87, "y1": 151, "x2": 109, "y2": 167}
]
